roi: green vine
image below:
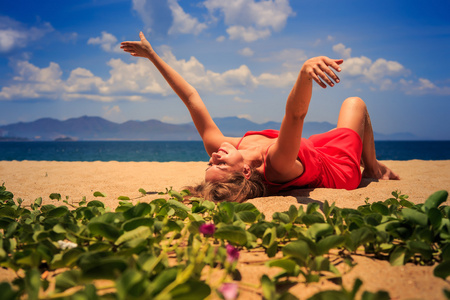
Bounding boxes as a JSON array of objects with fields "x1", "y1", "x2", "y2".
[{"x1": 0, "y1": 182, "x2": 449, "y2": 299}]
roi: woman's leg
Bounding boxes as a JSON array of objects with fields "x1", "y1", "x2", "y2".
[{"x1": 336, "y1": 97, "x2": 400, "y2": 180}]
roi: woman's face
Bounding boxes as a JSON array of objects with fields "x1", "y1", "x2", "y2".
[{"x1": 205, "y1": 142, "x2": 245, "y2": 182}]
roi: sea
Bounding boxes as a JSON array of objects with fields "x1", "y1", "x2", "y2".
[{"x1": 0, "y1": 141, "x2": 449, "y2": 162}]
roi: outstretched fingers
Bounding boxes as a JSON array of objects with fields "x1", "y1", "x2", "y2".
[{"x1": 306, "y1": 57, "x2": 343, "y2": 88}]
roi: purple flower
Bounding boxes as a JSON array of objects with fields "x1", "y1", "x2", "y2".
[
  {"x1": 199, "y1": 223, "x2": 216, "y2": 236},
  {"x1": 218, "y1": 283, "x2": 238, "y2": 300},
  {"x1": 226, "y1": 244, "x2": 240, "y2": 263}
]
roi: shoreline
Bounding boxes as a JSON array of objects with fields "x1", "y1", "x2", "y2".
[
  {"x1": 1, "y1": 160, "x2": 449, "y2": 208},
  {"x1": 1, "y1": 160, "x2": 450, "y2": 299}
]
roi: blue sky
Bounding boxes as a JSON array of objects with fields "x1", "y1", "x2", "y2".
[{"x1": 1, "y1": 0, "x2": 449, "y2": 139}]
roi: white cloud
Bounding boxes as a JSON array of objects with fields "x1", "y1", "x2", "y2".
[
  {"x1": 103, "y1": 105, "x2": 122, "y2": 121},
  {"x1": 258, "y1": 48, "x2": 307, "y2": 71},
  {"x1": 227, "y1": 26, "x2": 271, "y2": 42},
  {"x1": 332, "y1": 42, "x2": 450, "y2": 94},
  {"x1": 0, "y1": 16, "x2": 54, "y2": 53},
  {"x1": 168, "y1": 0, "x2": 207, "y2": 35},
  {"x1": 333, "y1": 43, "x2": 407, "y2": 83},
  {"x1": 237, "y1": 114, "x2": 252, "y2": 120},
  {"x1": 340, "y1": 56, "x2": 408, "y2": 84},
  {"x1": 216, "y1": 35, "x2": 226, "y2": 42},
  {"x1": 233, "y1": 96, "x2": 252, "y2": 103},
  {"x1": 0, "y1": 47, "x2": 260, "y2": 101},
  {"x1": 204, "y1": 0, "x2": 295, "y2": 42},
  {"x1": 87, "y1": 32, "x2": 122, "y2": 53},
  {"x1": 365, "y1": 58, "x2": 407, "y2": 81},
  {"x1": 341, "y1": 56, "x2": 372, "y2": 77},
  {"x1": 238, "y1": 47, "x2": 254, "y2": 57},
  {"x1": 257, "y1": 71, "x2": 297, "y2": 89},
  {"x1": 131, "y1": 0, "x2": 154, "y2": 30},
  {"x1": 132, "y1": 0, "x2": 206, "y2": 36},
  {"x1": 399, "y1": 78, "x2": 450, "y2": 95},
  {"x1": 332, "y1": 43, "x2": 351, "y2": 59}
]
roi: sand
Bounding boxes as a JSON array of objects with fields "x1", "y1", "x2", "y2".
[{"x1": 1, "y1": 160, "x2": 449, "y2": 299}]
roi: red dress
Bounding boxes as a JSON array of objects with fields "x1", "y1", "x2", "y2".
[{"x1": 237, "y1": 128, "x2": 363, "y2": 192}]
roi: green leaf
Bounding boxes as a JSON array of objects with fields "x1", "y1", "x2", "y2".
[
  {"x1": 87, "y1": 200, "x2": 105, "y2": 208},
  {"x1": 201, "y1": 200, "x2": 215, "y2": 211},
  {"x1": 46, "y1": 206, "x2": 69, "y2": 218},
  {"x1": 118, "y1": 196, "x2": 131, "y2": 200},
  {"x1": 234, "y1": 202, "x2": 256, "y2": 212},
  {"x1": 170, "y1": 280, "x2": 211, "y2": 300},
  {"x1": 288, "y1": 205, "x2": 298, "y2": 223},
  {"x1": 81, "y1": 257, "x2": 128, "y2": 280},
  {"x1": 168, "y1": 199, "x2": 190, "y2": 211},
  {"x1": 25, "y1": 268, "x2": 41, "y2": 300},
  {"x1": 0, "y1": 282, "x2": 19, "y2": 300},
  {"x1": 371, "y1": 202, "x2": 389, "y2": 215},
  {"x1": 115, "y1": 226, "x2": 151, "y2": 245},
  {"x1": 310, "y1": 256, "x2": 330, "y2": 272},
  {"x1": 428, "y1": 208, "x2": 442, "y2": 229},
  {"x1": 49, "y1": 193, "x2": 61, "y2": 201},
  {"x1": 236, "y1": 211, "x2": 257, "y2": 223},
  {"x1": 402, "y1": 208, "x2": 428, "y2": 227},
  {"x1": 34, "y1": 197, "x2": 42, "y2": 207},
  {"x1": 261, "y1": 275, "x2": 276, "y2": 300},
  {"x1": 93, "y1": 191, "x2": 106, "y2": 197},
  {"x1": 273, "y1": 212, "x2": 290, "y2": 224},
  {"x1": 282, "y1": 240, "x2": 310, "y2": 262},
  {"x1": 168, "y1": 189, "x2": 184, "y2": 201},
  {"x1": 0, "y1": 207, "x2": 16, "y2": 218},
  {"x1": 307, "y1": 202, "x2": 320, "y2": 214},
  {"x1": 116, "y1": 269, "x2": 147, "y2": 300},
  {"x1": 62, "y1": 248, "x2": 85, "y2": 267},
  {"x1": 316, "y1": 235, "x2": 345, "y2": 255},
  {"x1": 138, "y1": 188, "x2": 147, "y2": 196},
  {"x1": 407, "y1": 240, "x2": 433, "y2": 261},
  {"x1": 88, "y1": 222, "x2": 121, "y2": 241},
  {"x1": 122, "y1": 217, "x2": 154, "y2": 231},
  {"x1": 361, "y1": 290, "x2": 391, "y2": 300},
  {"x1": 123, "y1": 203, "x2": 151, "y2": 219},
  {"x1": 307, "y1": 223, "x2": 334, "y2": 240},
  {"x1": 149, "y1": 268, "x2": 178, "y2": 296},
  {"x1": 307, "y1": 290, "x2": 348, "y2": 300},
  {"x1": 88, "y1": 242, "x2": 111, "y2": 252},
  {"x1": 0, "y1": 190, "x2": 14, "y2": 201},
  {"x1": 266, "y1": 258, "x2": 298, "y2": 274},
  {"x1": 348, "y1": 227, "x2": 375, "y2": 251},
  {"x1": 434, "y1": 260, "x2": 450, "y2": 280},
  {"x1": 442, "y1": 244, "x2": 450, "y2": 262},
  {"x1": 54, "y1": 269, "x2": 82, "y2": 293},
  {"x1": 214, "y1": 225, "x2": 248, "y2": 245},
  {"x1": 389, "y1": 246, "x2": 407, "y2": 266},
  {"x1": 423, "y1": 190, "x2": 448, "y2": 212},
  {"x1": 302, "y1": 214, "x2": 325, "y2": 225}
]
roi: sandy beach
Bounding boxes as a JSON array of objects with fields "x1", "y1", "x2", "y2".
[{"x1": 1, "y1": 160, "x2": 449, "y2": 299}]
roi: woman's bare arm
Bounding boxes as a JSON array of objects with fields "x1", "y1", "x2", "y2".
[
  {"x1": 121, "y1": 32, "x2": 232, "y2": 155},
  {"x1": 268, "y1": 56, "x2": 343, "y2": 179}
]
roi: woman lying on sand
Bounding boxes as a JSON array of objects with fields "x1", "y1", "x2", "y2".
[{"x1": 121, "y1": 32, "x2": 399, "y2": 202}]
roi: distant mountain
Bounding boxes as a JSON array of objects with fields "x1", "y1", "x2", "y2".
[
  {"x1": 0, "y1": 116, "x2": 419, "y2": 141},
  {"x1": 0, "y1": 116, "x2": 200, "y2": 141}
]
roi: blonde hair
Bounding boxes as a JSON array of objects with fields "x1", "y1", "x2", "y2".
[{"x1": 187, "y1": 169, "x2": 267, "y2": 203}]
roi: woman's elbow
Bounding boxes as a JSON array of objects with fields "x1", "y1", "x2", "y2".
[{"x1": 284, "y1": 113, "x2": 307, "y2": 124}]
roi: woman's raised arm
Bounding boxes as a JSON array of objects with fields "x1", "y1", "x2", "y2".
[
  {"x1": 120, "y1": 32, "x2": 230, "y2": 155},
  {"x1": 268, "y1": 56, "x2": 343, "y2": 178}
]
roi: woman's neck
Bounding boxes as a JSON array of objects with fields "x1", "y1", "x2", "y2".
[{"x1": 240, "y1": 146, "x2": 265, "y2": 169}]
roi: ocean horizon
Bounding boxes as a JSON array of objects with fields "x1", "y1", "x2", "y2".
[{"x1": 1, "y1": 140, "x2": 449, "y2": 162}]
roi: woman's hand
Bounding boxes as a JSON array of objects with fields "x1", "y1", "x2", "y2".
[
  {"x1": 301, "y1": 56, "x2": 343, "y2": 88},
  {"x1": 120, "y1": 32, "x2": 154, "y2": 58}
]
